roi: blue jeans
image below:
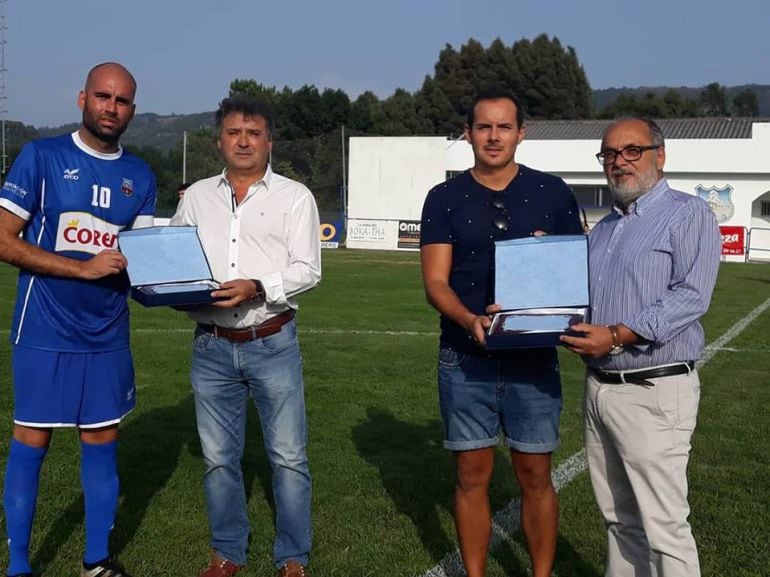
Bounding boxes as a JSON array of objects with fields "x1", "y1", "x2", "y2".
[{"x1": 190, "y1": 320, "x2": 311, "y2": 567}]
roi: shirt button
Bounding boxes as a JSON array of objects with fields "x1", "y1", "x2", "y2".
[
  {"x1": 231, "y1": 263, "x2": 236, "y2": 267},
  {"x1": 232, "y1": 239, "x2": 236, "y2": 243}
]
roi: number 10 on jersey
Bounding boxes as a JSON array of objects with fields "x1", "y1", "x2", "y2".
[{"x1": 91, "y1": 185, "x2": 112, "y2": 208}]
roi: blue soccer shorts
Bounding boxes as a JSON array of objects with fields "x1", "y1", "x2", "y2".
[{"x1": 12, "y1": 344, "x2": 136, "y2": 428}]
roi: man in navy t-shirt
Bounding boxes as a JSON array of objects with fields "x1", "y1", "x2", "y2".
[
  {"x1": 420, "y1": 88, "x2": 581, "y2": 577},
  {"x1": 0, "y1": 62, "x2": 155, "y2": 577}
]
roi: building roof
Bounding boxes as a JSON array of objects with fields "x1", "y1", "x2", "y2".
[{"x1": 523, "y1": 118, "x2": 770, "y2": 140}]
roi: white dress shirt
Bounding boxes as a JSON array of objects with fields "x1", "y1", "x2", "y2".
[{"x1": 170, "y1": 165, "x2": 321, "y2": 328}]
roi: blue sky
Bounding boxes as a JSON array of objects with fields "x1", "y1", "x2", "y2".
[{"x1": 6, "y1": 0, "x2": 769, "y2": 127}]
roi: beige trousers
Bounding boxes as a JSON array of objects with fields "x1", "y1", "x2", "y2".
[{"x1": 584, "y1": 369, "x2": 701, "y2": 577}]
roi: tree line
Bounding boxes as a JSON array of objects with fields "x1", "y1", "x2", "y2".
[
  {"x1": 4, "y1": 34, "x2": 763, "y2": 213},
  {"x1": 599, "y1": 82, "x2": 759, "y2": 119}
]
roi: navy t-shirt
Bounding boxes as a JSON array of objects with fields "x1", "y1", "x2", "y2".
[{"x1": 420, "y1": 166, "x2": 582, "y2": 356}]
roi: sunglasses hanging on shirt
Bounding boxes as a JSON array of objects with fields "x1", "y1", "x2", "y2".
[{"x1": 491, "y1": 192, "x2": 508, "y2": 232}]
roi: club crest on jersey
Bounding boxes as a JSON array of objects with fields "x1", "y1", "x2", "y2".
[
  {"x1": 121, "y1": 178, "x2": 134, "y2": 197},
  {"x1": 63, "y1": 168, "x2": 80, "y2": 180},
  {"x1": 55, "y1": 211, "x2": 122, "y2": 255}
]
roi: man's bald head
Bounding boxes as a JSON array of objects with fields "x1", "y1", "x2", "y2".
[
  {"x1": 84, "y1": 62, "x2": 137, "y2": 98},
  {"x1": 77, "y1": 62, "x2": 138, "y2": 152}
]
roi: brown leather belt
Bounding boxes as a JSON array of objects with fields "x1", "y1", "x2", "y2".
[
  {"x1": 591, "y1": 361, "x2": 695, "y2": 386},
  {"x1": 198, "y1": 310, "x2": 295, "y2": 343}
]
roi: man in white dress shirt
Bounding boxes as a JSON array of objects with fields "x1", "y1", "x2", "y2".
[{"x1": 171, "y1": 95, "x2": 321, "y2": 577}]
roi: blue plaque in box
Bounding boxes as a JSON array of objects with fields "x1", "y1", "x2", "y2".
[
  {"x1": 486, "y1": 235, "x2": 589, "y2": 349},
  {"x1": 118, "y1": 226, "x2": 222, "y2": 307}
]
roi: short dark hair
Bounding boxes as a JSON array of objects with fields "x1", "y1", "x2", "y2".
[
  {"x1": 466, "y1": 87, "x2": 525, "y2": 129},
  {"x1": 215, "y1": 94, "x2": 274, "y2": 135},
  {"x1": 177, "y1": 182, "x2": 192, "y2": 192}
]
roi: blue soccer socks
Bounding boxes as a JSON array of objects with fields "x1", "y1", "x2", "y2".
[
  {"x1": 3, "y1": 438, "x2": 47, "y2": 576},
  {"x1": 3, "y1": 438, "x2": 122, "y2": 573},
  {"x1": 80, "y1": 440, "x2": 119, "y2": 565}
]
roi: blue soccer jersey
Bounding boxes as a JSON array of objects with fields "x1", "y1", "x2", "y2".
[{"x1": 0, "y1": 132, "x2": 157, "y2": 352}]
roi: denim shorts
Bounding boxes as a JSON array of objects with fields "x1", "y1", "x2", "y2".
[{"x1": 437, "y1": 345, "x2": 562, "y2": 453}]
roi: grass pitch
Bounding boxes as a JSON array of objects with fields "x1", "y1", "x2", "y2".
[{"x1": 0, "y1": 254, "x2": 768, "y2": 576}]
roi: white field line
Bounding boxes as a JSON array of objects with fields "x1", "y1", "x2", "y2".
[
  {"x1": 132, "y1": 324, "x2": 770, "y2": 353},
  {"x1": 706, "y1": 347, "x2": 770, "y2": 353},
  {"x1": 331, "y1": 258, "x2": 421, "y2": 265},
  {"x1": 696, "y1": 297, "x2": 770, "y2": 367},
  {"x1": 5, "y1": 325, "x2": 765, "y2": 345},
  {"x1": 131, "y1": 327, "x2": 440, "y2": 336},
  {"x1": 419, "y1": 296, "x2": 770, "y2": 577}
]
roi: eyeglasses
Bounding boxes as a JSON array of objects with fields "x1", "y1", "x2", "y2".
[
  {"x1": 491, "y1": 192, "x2": 508, "y2": 231},
  {"x1": 595, "y1": 145, "x2": 661, "y2": 166}
]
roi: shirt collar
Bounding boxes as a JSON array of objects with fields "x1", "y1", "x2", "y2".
[
  {"x1": 217, "y1": 164, "x2": 274, "y2": 191},
  {"x1": 465, "y1": 164, "x2": 527, "y2": 191},
  {"x1": 613, "y1": 177, "x2": 668, "y2": 216},
  {"x1": 71, "y1": 131, "x2": 123, "y2": 160}
]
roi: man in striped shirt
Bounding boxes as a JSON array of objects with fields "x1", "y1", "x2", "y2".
[{"x1": 561, "y1": 117, "x2": 721, "y2": 577}]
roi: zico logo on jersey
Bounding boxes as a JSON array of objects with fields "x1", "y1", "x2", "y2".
[{"x1": 54, "y1": 211, "x2": 123, "y2": 255}]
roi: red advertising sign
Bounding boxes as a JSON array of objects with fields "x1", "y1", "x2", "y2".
[{"x1": 719, "y1": 226, "x2": 745, "y2": 255}]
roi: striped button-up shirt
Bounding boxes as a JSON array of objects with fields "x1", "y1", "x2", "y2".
[{"x1": 587, "y1": 178, "x2": 721, "y2": 370}]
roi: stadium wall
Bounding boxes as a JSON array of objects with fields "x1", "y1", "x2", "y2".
[{"x1": 347, "y1": 123, "x2": 770, "y2": 262}]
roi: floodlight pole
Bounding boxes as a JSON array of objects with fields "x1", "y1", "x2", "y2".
[
  {"x1": 0, "y1": 0, "x2": 7, "y2": 177},
  {"x1": 341, "y1": 124, "x2": 347, "y2": 221},
  {"x1": 1, "y1": 120, "x2": 5, "y2": 177},
  {"x1": 182, "y1": 130, "x2": 187, "y2": 183}
]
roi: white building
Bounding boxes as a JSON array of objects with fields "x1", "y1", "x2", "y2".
[{"x1": 347, "y1": 118, "x2": 770, "y2": 261}]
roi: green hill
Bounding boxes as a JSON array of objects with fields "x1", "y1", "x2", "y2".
[{"x1": 593, "y1": 84, "x2": 770, "y2": 116}]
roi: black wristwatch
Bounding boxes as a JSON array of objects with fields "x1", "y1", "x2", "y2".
[{"x1": 250, "y1": 279, "x2": 265, "y2": 300}]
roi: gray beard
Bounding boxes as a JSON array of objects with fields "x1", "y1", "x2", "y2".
[{"x1": 608, "y1": 172, "x2": 660, "y2": 208}]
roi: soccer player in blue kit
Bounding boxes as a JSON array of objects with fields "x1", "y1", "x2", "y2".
[{"x1": 0, "y1": 62, "x2": 156, "y2": 577}]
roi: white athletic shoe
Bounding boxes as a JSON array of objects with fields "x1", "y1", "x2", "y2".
[{"x1": 81, "y1": 557, "x2": 132, "y2": 577}]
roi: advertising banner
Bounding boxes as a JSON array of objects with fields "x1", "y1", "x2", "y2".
[
  {"x1": 347, "y1": 220, "x2": 388, "y2": 243},
  {"x1": 397, "y1": 220, "x2": 421, "y2": 250},
  {"x1": 719, "y1": 225, "x2": 745, "y2": 255},
  {"x1": 320, "y1": 215, "x2": 343, "y2": 249}
]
